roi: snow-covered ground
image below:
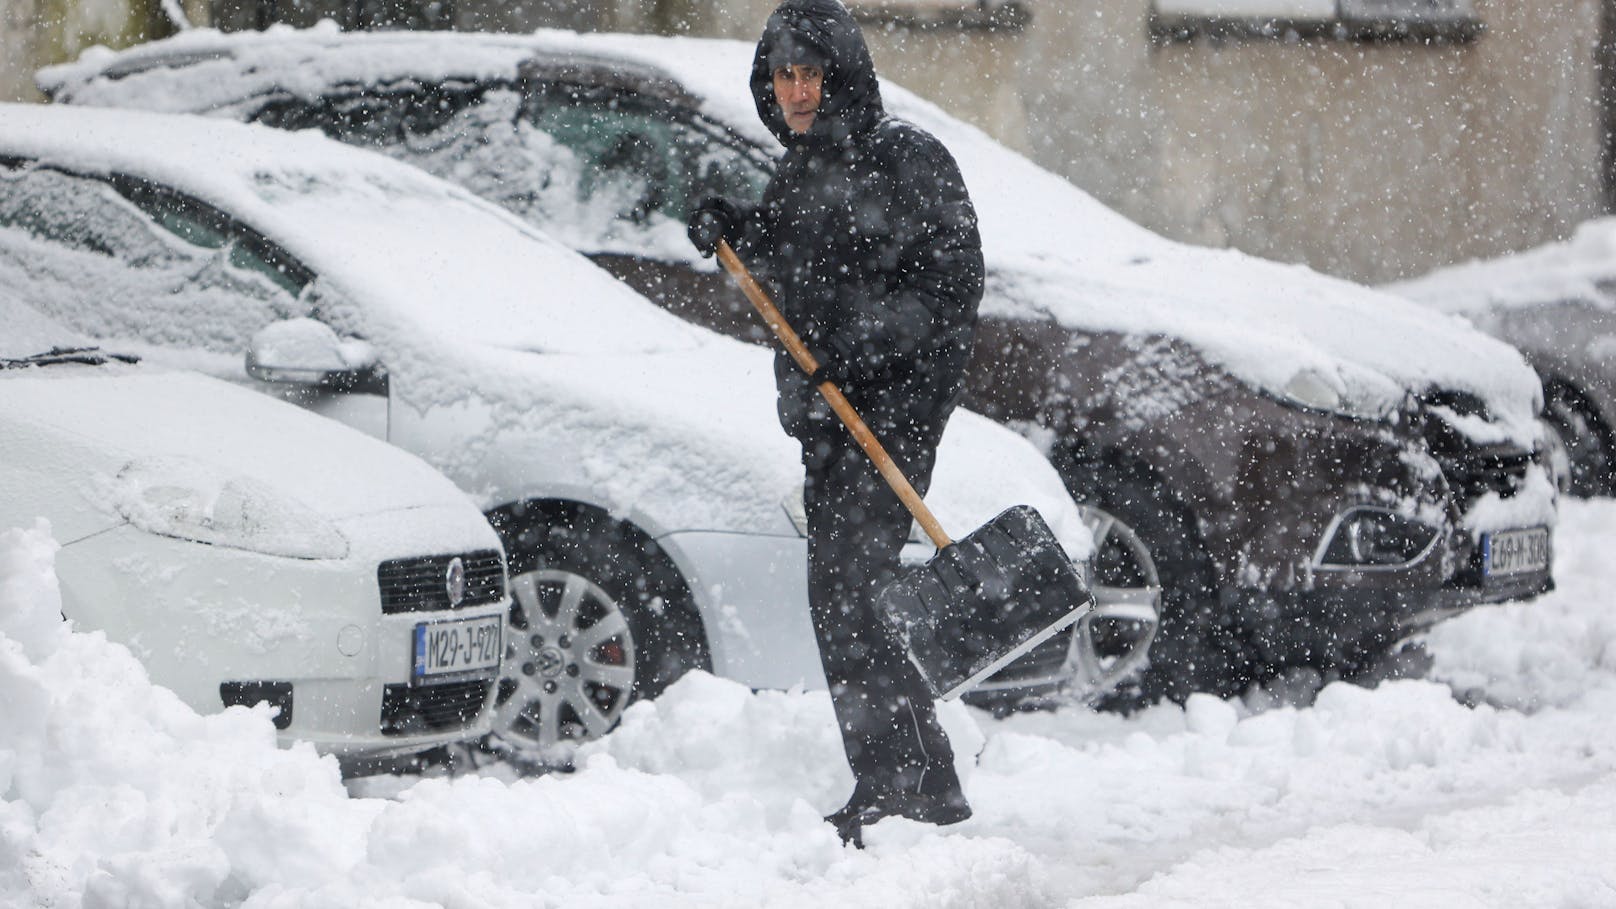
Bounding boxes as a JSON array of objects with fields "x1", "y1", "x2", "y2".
[{"x1": 4, "y1": 502, "x2": 1615, "y2": 907}]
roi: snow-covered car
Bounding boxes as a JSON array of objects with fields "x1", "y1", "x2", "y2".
[
  {"x1": 0, "y1": 297, "x2": 509, "y2": 768},
  {"x1": 0, "y1": 102, "x2": 1108, "y2": 754},
  {"x1": 38, "y1": 26, "x2": 1561, "y2": 701},
  {"x1": 1387, "y1": 221, "x2": 1616, "y2": 499}
]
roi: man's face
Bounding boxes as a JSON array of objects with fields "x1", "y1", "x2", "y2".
[{"x1": 773, "y1": 63, "x2": 824, "y2": 135}]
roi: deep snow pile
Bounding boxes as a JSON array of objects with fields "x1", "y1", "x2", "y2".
[{"x1": 5, "y1": 505, "x2": 1616, "y2": 907}]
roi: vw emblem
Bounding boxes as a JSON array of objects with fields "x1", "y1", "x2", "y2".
[
  {"x1": 536, "y1": 647, "x2": 565, "y2": 677},
  {"x1": 445, "y1": 557, "x2": 467, "y2": 607}
]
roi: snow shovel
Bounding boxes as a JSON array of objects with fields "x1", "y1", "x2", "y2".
[{"x1": 714, "y1": 240, "x2": 1095, "y2": 700}]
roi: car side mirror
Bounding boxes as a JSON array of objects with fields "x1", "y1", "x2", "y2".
[{"x1": 246, "y1": 318, "x2": 384, "y2": 393}]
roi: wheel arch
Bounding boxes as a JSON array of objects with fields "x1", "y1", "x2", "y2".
[
  {"x1": 1541, "y1": 372, "x2": 1616, "y2": 496},
  {"x1": 1053, "y1": 444, "x2": 1214, "y2": 569},
  {"x1": 485, "y1": 497, "x2": 713, "y2": 673}
]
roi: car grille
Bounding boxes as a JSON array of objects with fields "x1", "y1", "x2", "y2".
[
  {"x1": 377, "y1": 550, "x2": 505, "y2": 615},
  {"x1": 380, "y1": 680, "x2": 492, "y2": 736},
  {"x1": 1440, "y1": 450, "x2": 1534, "y2": 506},
  {"x1": 1419, "y1": 389, "x2": 1534, "y2": 510}
]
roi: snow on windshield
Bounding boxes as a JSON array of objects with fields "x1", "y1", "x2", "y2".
[
  {"x1": 0, "y1": 292, "x2": 93, "y2": 359},
  {"x1": 242, "y1": 162, "x2": 707, "y2": 357},
  {"x1": 6, "y1": 502, "x2": 1616, "y2": 904},
  {"x1": 0, "y1": 167, "x2": 307, "y2": 355},
  {"x1": 380, "y1": 87, "x2": 683, "y2": 259}
]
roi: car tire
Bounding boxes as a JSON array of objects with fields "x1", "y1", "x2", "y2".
[
  {"x1": 1063, "y1": 457, "x2": 1254, "y2": 706},
  {"x1": 1067, "y1": 503, "x2": 1162, "y2": 701},
  {"x1": 1543, "y1": 380, "x2": 1616, "y2": 498},
  {"x1": 485, "y1": 502, "x2": 710, "y2": 756}
]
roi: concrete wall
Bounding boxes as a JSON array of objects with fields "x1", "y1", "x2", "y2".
[
  {"x1": 2, "y1": 0, "x2": 42, "y2": 103},
  {"x1": 1018, "y1": 0, "x2": 1607, "y2": 282},
  {"x1": 1, "y1": 0, "x2": 204, "y2": 103},
  {"x1": 11, "y1": 0, "x2": 1596, "y2": 282}
]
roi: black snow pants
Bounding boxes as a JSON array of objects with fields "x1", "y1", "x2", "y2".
[{"x1": 800, "y1": 417, "x2": 961, "y2": 799}]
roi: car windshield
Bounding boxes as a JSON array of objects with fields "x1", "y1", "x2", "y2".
[{"x1": 244, "y1": 166, "x2": 710, "y2": 357}]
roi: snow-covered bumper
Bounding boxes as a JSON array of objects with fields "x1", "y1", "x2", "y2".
[{"x1": 56, "y1": 508, "x2": 509, "y2": 763}]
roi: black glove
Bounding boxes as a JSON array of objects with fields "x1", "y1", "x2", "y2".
[
  {"x1": 686, "y1": 196, "x2": 743, "y2": 258},
  {"x1": 809, "y1": 332, "x2": 881, "y2": 387}
]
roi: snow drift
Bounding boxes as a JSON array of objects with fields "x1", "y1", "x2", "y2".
[{"x1": 6, "y1": 502, "x2": 1616, "y2": 906}]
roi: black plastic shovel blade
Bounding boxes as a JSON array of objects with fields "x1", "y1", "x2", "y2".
[{"x1": 877, "y1": 505, "x2": 1095, "y2": 700}]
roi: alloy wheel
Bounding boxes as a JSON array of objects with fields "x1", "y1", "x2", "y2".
[
  {"x1": 1067, "y1": 505, "x2": 1163, "y2": 699},
  {"x1": 493, "y1": 568, "x2": 637, "y2": 753}
]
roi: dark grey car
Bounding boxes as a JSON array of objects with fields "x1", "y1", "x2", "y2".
[{"x1": 42, "y1": 27, "x2": 1560, "y2": 703}]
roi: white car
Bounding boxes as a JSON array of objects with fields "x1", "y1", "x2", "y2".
[
  {"x1": 0, "y1": 299, "x2": 509, "y2": 768},
  {"x1": 0, "y1": 102, "x2": 1104, "y2": 754}
]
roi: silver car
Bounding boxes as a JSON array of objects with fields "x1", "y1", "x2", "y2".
[{"x1": 1389, "y1": 221, "x2": 1616, "y2": 498}]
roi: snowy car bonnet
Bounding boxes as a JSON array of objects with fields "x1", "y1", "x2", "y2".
[
  {"x1": 1388, "y1": 217, "x2": 1616, "y2": 316},
  {"x1": 0, "y1": 365, "x2": 473, "y2": 528}
]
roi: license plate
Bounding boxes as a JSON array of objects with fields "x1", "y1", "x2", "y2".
[
  {"x1": 412, "y1": 614, "x2": 502, "y2": 684},
  {"x1": 1483, "y1": 527, "x2": 1550, "y2": 577}
]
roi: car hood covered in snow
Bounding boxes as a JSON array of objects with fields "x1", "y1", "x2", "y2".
[
  {"x1": 1387, "y1": 218, "x2": 1616, "y2": 315},
  {"x1": 40, "y1": 25, "x2": 1545, "y2": 442},
  {"x1": 0, "y1": 103, "x2": 1089, "y2": 555},
  {"x1": 0, "y1": 363, "x2": 484, "y2": 550},
  {"x1": 1, "y1": 297, "x2": 472, "y2": 533}
]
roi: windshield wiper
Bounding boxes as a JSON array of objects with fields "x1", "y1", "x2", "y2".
[{"x1": 0, "y1": 346, "x2": 142, "y2": 370}]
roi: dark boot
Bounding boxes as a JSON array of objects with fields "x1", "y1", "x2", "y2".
[
  {"x1": 823, "y1": 770, "x2": 971, "y2": 847},
  {"x1": 887, "y1": 761, "x2": 972, "y2": 826},
  {"x1": 823, "y1": 778, "x2": 888, "y2": 847}
]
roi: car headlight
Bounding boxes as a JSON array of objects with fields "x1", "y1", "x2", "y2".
[
  {"x1": 1317, "y1": 506, "x2": 1440, "y2": 568},
  {"x1": 108, "y1": 457, "x2": 349, "y2": 560},
  {"x1": 1274, "y1": 368, "x2": 1392, "y2": 421}
]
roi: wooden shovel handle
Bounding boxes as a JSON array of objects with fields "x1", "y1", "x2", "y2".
[{"x1": 716, "y1": 240, "x2": 954, "y2": 549}]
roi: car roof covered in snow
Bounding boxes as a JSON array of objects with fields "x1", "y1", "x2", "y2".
[
  {"x1": 0, "y1": 100, "x2": 709, "y2": 359},
  {"x1": 40, "y1": 25, "x2": 1544, "y2": 435}
]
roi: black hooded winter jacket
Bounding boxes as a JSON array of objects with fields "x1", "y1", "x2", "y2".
[{"x1": 734, "y1": 0, "x2": 985, "y2": 444}]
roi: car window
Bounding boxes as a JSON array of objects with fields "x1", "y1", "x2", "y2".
[
  {"x1": 253, "y1": 82, "x2": 487, "y2": 150},
  {"x1": 523, "y1": 84, "x2": 772, "y2": 224},
  {"x1": 254, "y1": 81, "x2": 772, "y2": 261},
  {"x1": 0, "y1": 163, "x2": 313, "y2": 354},
  {"x1": 0, "y1": 164, "x2": 186, "y2": 264},
  {"x1": 111, "y1": 176, "x2": 312, "y2": 301}
]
